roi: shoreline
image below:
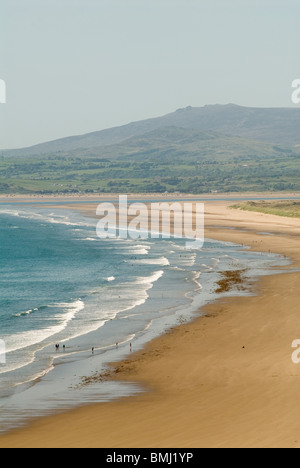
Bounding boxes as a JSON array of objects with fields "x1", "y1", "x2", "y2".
[
  {"x1": 0, "y1": 198, "x2": 299, "y2": 447},
  {"x1": 0, "y1": 190, "x2": 300, "y2": 203}
]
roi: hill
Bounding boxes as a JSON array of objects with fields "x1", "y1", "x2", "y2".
[
  {"x1": 3, "y1": 104, "x2": 300, "y2": 157},
  {"x1": 68, "y1": 127, "x2": 298, "y2": 162},
  {"x1": 1, "y1": 104, "x2": 299, "y2": 195}
]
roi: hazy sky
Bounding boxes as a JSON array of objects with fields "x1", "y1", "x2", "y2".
[{"x1": 0, "y1": 0, "x2": 299, "y2": 149}]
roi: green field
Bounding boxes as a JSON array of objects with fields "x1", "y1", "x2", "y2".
[
  {"x1": 1, "y1": 125, "x2": 300, "y2": 195},
  {"x1": 1, "y1": 148, "x2": 299, "y2": 195},
  {"x1": 0, "y1": 152, "x2": 299, "y2": 195}
]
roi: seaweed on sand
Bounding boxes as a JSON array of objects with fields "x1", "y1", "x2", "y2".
[{"x1": 215, "y1": 269, "x2": 248, "y2": 294}]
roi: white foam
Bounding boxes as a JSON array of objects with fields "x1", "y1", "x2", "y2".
[
  {"x1": 4, "y1": 300, "x2": 84, "y2": 354},
  {"x1": 115, "y1": 271, "x2": 164, "y2": 314},
  {"x1": 53, "y1": 271, "x2": 165, "y2": 344},
  {"x1": 136, "y1": 270, "x2": 164, "y2": 285},
  {"x1": 126, "y1": 257, "x2": 170, "y2": 266},
  {"x1": 124, "y1": 249, "x2": 150, "y2": 255},
  {"x1": 0, "y1": 208, "x2": 93, "y2": 228},
  {"x1": 13, "y1": 309, "x2": 34, "y2": 318},
  {"x1": 212, "y1": 257, "x2": 220, "y2": 268},
  {"x1": 180, "y1": 253, "x2": 196, "y2": 267},
  {"x1": 192, "y1": 271, "x2": 203, "y2": 291},
  {"x1": 106, "y1": 276, "x2": 116, "y2": 282},
  {"x1": 115, "y1": 244, "x2": 150, "y2": 256}
]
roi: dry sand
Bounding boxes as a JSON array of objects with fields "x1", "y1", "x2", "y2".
[{"x1": 0, "y1": 198, "x2": 300, "y2": 448}]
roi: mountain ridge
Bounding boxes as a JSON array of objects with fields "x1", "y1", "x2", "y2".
[
  {"x1": 68, "y1": 126, "x2": 294, "y2": 162},
  {"x1": 3, "y1": 104, "x2": 300, "y2": 157}
]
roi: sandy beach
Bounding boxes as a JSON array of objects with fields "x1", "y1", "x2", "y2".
[{"x1": 0, "y1": 196, "x2": 300, "y2": 448}]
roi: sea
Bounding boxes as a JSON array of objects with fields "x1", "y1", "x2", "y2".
[{"x1": 0, "y1": 204, "x2": 291, "y2": 432}]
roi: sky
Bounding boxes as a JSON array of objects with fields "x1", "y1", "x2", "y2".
[{"x1": 0, "y1": 0, "x2": 299, "y2": 149}]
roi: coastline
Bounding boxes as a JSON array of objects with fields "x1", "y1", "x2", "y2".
[
  {"x1": 0, "y1": 197, "x2": 299, "y2": 448},
  {"x1": 0, "y1": 190, "x2": 299, "y2": 203}
]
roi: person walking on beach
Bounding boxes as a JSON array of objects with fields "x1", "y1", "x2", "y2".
[
  {"x1": 92, "y1": 347, "x2": 94, "y2": 355},
  {"x1": 130, "y1": 343, "x2": 132, "y2": 353}
]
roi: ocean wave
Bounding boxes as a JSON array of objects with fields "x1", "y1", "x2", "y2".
[
  {"x1": 114, "y1": 271, "x2": 164, "y2": 313},
  {"x1": 126, "y1": 257, "x2": 170, "y2": 266},
  {"x1": 0, "y1": 208, "x2": 93, "y2": 228},
  {"x1": 212, "y1": 257, "x2": 220, "y2": 268},
  {"x1": 51, "y1": 271, "x2": 165, "y2": 344},
  {"x1": 0, "y1": 209, "x2": 20, "y2": 217},
  {"x1": 123, "y1": 249, "x2": 150, "y2": 256},
  {"x1": 115, "y1": 244, "x2": 150, "y2": 256},
  {"x1": 179, "y1": 253, "x2": 196, "y2": 267},
  {"x1": 106, "y1": 276, "x2": 116, "y2": 282},
  {"x1": 136, "y1": 270, "x2": 164, "y2": 285},
  {"x1": 192, "y1": 271, "x2": 203, "y2": 290},
  {"x1": 13, "y1": 309, "x2": 35, "y2": 318},
  {"x1": 5, "y1": 299, "x2": 84, "y2": 354}
]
